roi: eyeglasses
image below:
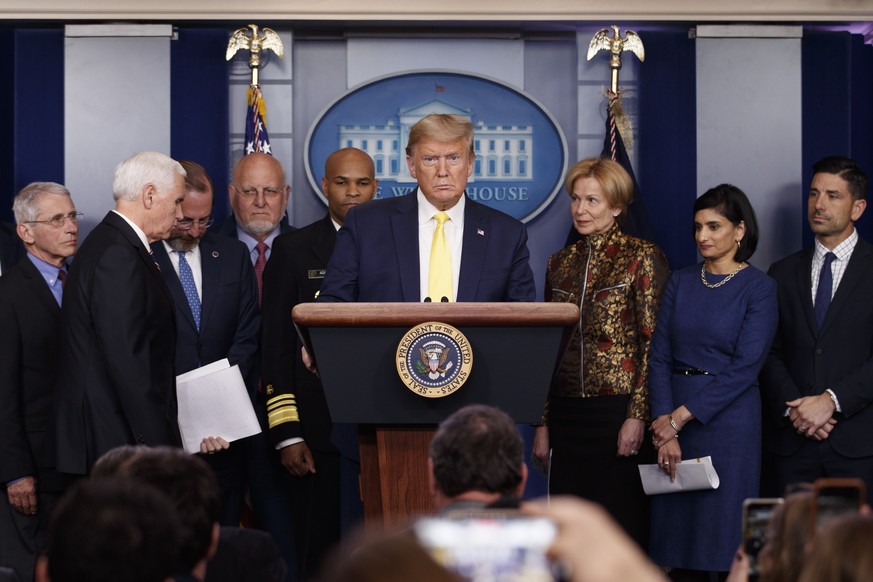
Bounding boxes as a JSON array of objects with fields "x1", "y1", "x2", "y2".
[
  {"x1": 27, "y1": 212, "x2": 84, "y2": 228},
  {"x1": 418, "y1": 154, "x2": 467, "y2": 167},
  {"x1": 176, "y1": 217, "x2": 214, "y2": 230},
  {"x1": 231, "y1": 185, "x2": 285, "y2": 200}
]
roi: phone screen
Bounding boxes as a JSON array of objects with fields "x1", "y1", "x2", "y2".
[
  {"x1": 414, "y1": 512, "x2": 560, "y2": 581},
  {"x1": 813, "y1": 479, "x2": 865, "y2": 532},
  {"x1": 742, "y1": 498, "x2": 783, "y2": 578}
]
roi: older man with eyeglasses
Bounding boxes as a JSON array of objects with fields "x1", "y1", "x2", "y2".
[
  {"x1": 214, "y1": 152, "x2": 293, "y2": 299},
  {"x1": 149, "y1": 160, "x2": 261, "y2": 530},
  {"x1": 0, "y1": 182, "x2": 80, "y2": 581},
  {"x1": 211, "y1": 151, "x2": 298, "y2": 578}
]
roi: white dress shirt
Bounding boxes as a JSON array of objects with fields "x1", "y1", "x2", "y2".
[
  {"x1": 161, "y1": 241, "x2": 203, "y2": 301},
  {"x1": 417, "y1": 189, "x2": 465, "y2": 302}
]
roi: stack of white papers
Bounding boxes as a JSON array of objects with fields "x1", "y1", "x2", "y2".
[
  {"x1": 176, "y1": 359, "x2": 262, "y2": 454},
  {"x1": 638, "y1": 456, "x2": 720, "y2": 495}
]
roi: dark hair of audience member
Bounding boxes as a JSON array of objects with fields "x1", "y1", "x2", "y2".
[
  {"x1": 693, "y1": 183, "x2": 760, "y2": 263},
  {"x1": 43, "y1": 477, "x2": 182, "y2": 582},
  {"x1": 90, "y1": 443, "x2": 143, "y2": 477},
  {"x1": 320, "y1": 529, "x2": 461, "y2": 582},
  {"x1": 798, "y1": 514, "x2": 873, "y2": 582},
  {"x1": 92, "y1": 446, "x2": 221, "y2": 574},
  {"x1": 429, "y1": 404, "x2": 524, "y2": 498},
  {"x1": 757, "y1": 490, "x2": 814, "y2": 582}
]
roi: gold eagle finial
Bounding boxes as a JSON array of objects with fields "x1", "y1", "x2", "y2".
[
  {"x1": 226, "y1": 24, "x2": 285, "y2": 86},
  {"x1": 587, "y1": 25, "x2": 645, "y2": 94}
]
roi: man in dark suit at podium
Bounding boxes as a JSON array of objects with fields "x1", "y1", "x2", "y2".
[
  {"x1": 318, "y1": 113, "x2": 535, "y2": 303},
  {"x1": 54, "y1": 151, "x2": 186, "y2": 475},
  {"x1": 262, "y1": 147, "x2": 377, "y2": 578},
  {"x1": 151, "y1": 161, "x2": 260, "y2": 526}
]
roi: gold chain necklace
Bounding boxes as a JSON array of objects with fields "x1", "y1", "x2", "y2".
[{"x1": 700, "y1": 262, "x2": 746, "y2": 289}]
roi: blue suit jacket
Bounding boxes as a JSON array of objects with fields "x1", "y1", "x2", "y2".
[
  {"x1": 318, "y1": 193, "x2": 536, "y2": 302},
  {"x1": 151, "y1": 232, "x2": 261, "y2": 395}
]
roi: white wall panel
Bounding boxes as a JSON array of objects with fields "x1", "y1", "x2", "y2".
[
  {"x1": 696, "y1": 29, "x2": 802, "y2": 269},
  {"x1": 64, "y1": 33, "x2": 171, "y2": 238}
]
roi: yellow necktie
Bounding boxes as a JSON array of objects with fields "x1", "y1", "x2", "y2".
[{"x1": 429, "y1": 211, "x2": 453, "y2": 302}]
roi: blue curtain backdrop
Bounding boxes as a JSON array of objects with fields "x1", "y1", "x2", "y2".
[
  {"x1": 170, "y1": 27, "x2": 231, "y2": 222},
  {"x1": 802, "y1": 31, "x2": 873, "y2": 247},
  {"x1": 0, "y1": 30, "x2": 13, "y2": 223},
  {"x1": 0, "y1": 29, "x2": 64, "y2": 223},
  {"x1": 638, "y1": 29, "x2": 698, "y2": 270}
]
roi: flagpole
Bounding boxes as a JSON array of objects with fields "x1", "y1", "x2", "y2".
[
  {"x1": 226, "y1": 24, "x2": 285, "y2": 156},
  {"x1": 587, "y1": 25, "x2": 645, "y2": 159},
  {"x1": 226, "y1": 24, "x2": 285, "y2": 88},
  {"x1": 575, "y1": 25, "x2": 654, "y2": 243}
]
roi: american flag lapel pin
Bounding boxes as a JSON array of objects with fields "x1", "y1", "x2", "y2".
[{"x1": 477, "y1": 228, "x2": 485, "y2": 236}]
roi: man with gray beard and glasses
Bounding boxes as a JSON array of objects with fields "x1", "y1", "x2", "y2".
[{"x1": 151, "y1": 160, "x2": 260, "y2": 529}]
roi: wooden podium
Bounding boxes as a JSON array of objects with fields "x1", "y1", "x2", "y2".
[{"x1": 293, "y1": 302, "x2": 578, "y2": 529}]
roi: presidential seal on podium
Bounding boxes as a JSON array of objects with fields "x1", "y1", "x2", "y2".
[{"x1": 396, "y1": 321, "x2": 473, "y2": 398}]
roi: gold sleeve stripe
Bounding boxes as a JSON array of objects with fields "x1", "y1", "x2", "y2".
[
  {"x1": 266, "y1": 394, "x2": 297, "y2": 408},
  {"x1": 268, "y1": 408, "x2": 300, "y2": 428}
]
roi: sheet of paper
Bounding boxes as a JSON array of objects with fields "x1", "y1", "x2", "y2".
[
  {"x1": 176, "y1": 358, "x2": 261, "y2": 454},
  {"x1": 638, "y1": 455, "x2": 720, "y2": 495}
]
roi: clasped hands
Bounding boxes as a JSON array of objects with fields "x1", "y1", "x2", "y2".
[{"x1": 787, "y1": 393, "x2": 837, "y2": 441}]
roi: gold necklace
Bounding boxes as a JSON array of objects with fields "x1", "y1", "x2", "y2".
[{"x1": 700, "y1": 262, "x2": 746, "y2": 289}]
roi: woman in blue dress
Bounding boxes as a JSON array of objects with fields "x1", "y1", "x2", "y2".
[{"x1": 648, "y1": 184, "x2": 778, "y2": 581}]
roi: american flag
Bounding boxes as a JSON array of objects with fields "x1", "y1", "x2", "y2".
[
  {"x1": 601, "y1": 91, "x2": 653, "y2": 242},
  {"x1": 565, "y1": 92, "x2": 654, "y2": 246},
  {"x1": 245, "y1": 85, "x2": 272, "y2": 155}
]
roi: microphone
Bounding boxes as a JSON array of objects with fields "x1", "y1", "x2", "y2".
[
  {"x1": 423, "y1": 297, "x2": 432, "y2": 303},
  {"x1": 440, "y1": 296, "x2": 449, "y2": 303}
]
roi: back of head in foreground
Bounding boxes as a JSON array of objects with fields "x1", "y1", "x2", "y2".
[
  {"x1": 757, "y1": 490, "x2": 814, "y2": 582},
  {"x1": 37, "y1": 477, "x2": 182, "y2": 582},
  {"x1": 428, "y1": 404, "x2": 527, "y2": 509},
  {"x1": 798, "y1": 514, "x2": 873, "y2": 582},
  {"x1": 429, "y1": 404, "x2": 527, "y2": 497},
  {"x1": 92, "y1": 445, "x2": 221, "y2": 576},
  {"x1": 320, "y1": 529, "x2": 462, "y2": 582}
]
